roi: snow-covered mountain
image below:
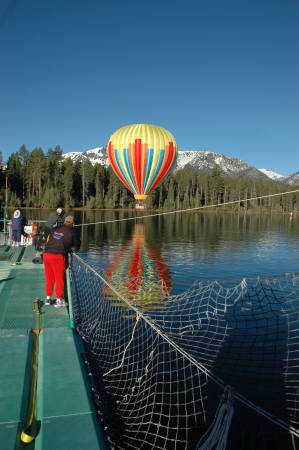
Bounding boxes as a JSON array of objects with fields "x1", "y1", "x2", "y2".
[
  {"x1": 63, "y1": 148, "x2": 250, "y2": 175},
  {"x1": 285, "y1": 172, "x2": 299, "y2": 186},
  {"x1": 62, "y1": 148, "x2": 298, "y2": 185},
  {"x1": 176, "y1": 150, "x2": 249, "y2": 175},
  {"x1": 63, "y1": 147, "x2": 109, "y2": 167},
  {"x1": 258, "y1": 168, "x2": 285, "y2": 181}
]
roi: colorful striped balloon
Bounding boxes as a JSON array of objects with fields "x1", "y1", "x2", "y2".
[{"x1": 107, "y1": 124, "x2": 178, "y2": 200}]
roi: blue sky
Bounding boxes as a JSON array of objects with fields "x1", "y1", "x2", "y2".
[{"x1": 0, "y1": 0, "x2": 298, "y2": 175}]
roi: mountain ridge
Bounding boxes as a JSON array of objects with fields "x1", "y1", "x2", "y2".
[{"x1": 62, "y1": 147, "x2": 299, "y2": 185}]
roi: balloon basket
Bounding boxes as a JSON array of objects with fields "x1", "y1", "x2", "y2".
[{"x1": 135, "y1": 202, "x2": 146, "y2": 210}]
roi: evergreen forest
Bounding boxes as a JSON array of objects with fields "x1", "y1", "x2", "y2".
[{"x1": 0, "y1": 146, "x2": 298, "y2": 212}]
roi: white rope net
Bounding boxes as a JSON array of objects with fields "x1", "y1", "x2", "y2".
[{"x1": 70, "y1": 253, "x2": 299, "y2": 450}]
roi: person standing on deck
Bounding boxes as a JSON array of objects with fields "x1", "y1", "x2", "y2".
[
  {"x1": 44, "y1": 207, "x2": 66, "y2": 238},
  {"x1": 43, "y1": 215, "x2": 80, "y2": 307},
  {"x1": 11, "y1": 209, "x2": 25, "y2": 246}
]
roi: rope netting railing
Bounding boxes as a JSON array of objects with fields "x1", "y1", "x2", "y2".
[{"x1": 70, "y1": 253, "x2": 299, "y2": 450}]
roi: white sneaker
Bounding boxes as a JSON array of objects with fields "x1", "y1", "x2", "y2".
[
  {"x1": 54, "y1": 299, "x2": 65, "y2": 308},
  {"x1": 45, "y1": 297, "x2": 52, "y2": 306}
]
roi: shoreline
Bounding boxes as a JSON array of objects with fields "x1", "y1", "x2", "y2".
[{"x1": 4, "y1": 206, "x2": 297, "y2": 216}]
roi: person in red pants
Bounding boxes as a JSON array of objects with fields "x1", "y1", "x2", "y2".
[{"x1": 43, "y1": 215, "x2": 81, "y2": 307}]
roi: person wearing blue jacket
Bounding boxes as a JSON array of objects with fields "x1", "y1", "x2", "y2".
[{"x1": 11, "y1": 209, "x2": 25, "y2": 246}]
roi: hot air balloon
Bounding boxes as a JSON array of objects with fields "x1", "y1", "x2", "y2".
[{"x1": 107, "y1": 124, "x2": 178, "y2": 208}]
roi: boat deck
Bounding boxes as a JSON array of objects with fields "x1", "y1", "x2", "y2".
[{"x1": 0, "y1": 245, "x2": 106, "y2": 450}]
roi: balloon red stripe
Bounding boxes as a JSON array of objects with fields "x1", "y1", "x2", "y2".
[
  {"x1": 134, "y1": 139, "x2": 142, "y2": 194},
  {"x1": 148, "y1": 142, "x2": 175, "y2": 194},
  {"x1": 127, "y1": 242, "x2": 143, "y2": 293},
  {"x1": 108, "y1": 142, "x2": 134, "y2": 194},
  {"x1": 128, "y1": 242, "x2": 142, "y2": 278},
  {"x1": 128, "y1": 143, "x2": 137, "y2": 190}
]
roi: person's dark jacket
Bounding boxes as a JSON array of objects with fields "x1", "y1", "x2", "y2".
[
  {"x1": 12, "y1": 212, "x2": 25, "y2": 231},
  {"x1": 44, "y1": 225, "x2": 81, "y2": 256},
  {"x1": 12, "y1": 216, "x2": 22, "y2": 231}
]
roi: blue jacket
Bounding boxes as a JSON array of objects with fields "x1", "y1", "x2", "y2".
[{"x1": 12, "y1": 213, "x2": 24, "y2": 231}]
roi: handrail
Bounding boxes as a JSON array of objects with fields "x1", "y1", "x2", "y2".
[
  {"x1": 66, "y1": 255, "x2": 74, "y2": 329},
  {"x1": 20, "y1": 299, "x2": 40, "y2": 444},
  {"x1": 0, "y1": 205, "x2": 7, "y2": 245}
]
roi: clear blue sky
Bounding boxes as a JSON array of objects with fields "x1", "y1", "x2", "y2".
[{"x1": 0, "y1": 0, "x2": 298, "y2": 175}]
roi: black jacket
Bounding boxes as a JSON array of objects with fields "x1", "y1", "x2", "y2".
[{"x1": 44, "y1": 225, "x2": 81, "y2": 256}]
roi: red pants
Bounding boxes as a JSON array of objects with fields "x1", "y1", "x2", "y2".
[{"x1": 43, "y1": 253, "x2": 66, "y2": 299}]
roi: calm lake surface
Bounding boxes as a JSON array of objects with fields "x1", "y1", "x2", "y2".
[
  {"x1": 64, "y1": 210, "x2": 299, "y2": 291},
  {"x1": 30, "y1": 210, "x2": 299, "y2": 287}
]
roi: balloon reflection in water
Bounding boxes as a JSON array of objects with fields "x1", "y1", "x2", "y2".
[{"x1": 105, "y1": 224, "x2": 171, "y2": 311}]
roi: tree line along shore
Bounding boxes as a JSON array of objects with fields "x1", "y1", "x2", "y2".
[{"x1": 0, "y1": 146, "x2": 298, "y2": 212}]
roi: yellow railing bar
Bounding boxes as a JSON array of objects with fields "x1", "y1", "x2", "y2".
[{"x1": 20, "y1": 299, "x2": 40, "y2": 444}]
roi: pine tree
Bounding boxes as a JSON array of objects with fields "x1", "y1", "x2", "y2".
[{"x1": 62, "y1": 158, "x2": 75, "y2": 206}]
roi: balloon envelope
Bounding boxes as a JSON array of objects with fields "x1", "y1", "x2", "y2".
[{"x1": 108, "y1": 124, "x2": 178, "y2": 200}]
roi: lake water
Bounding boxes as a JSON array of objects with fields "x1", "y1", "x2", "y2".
[
  {"x1": 30, "y1": 209, "x2": 299, "y2": 449},
  {"x1": 72, "y1": 210, "x2": 299, "y2": 291},
  {"x1": 28, "y1": 210, "x2": 299, "y2": 286}
]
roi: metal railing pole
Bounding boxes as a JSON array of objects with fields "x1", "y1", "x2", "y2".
[
  {"x1": 3, "y1": 205, "x2": 7, "y2": 246},
  {"x1": 67, "y1": 254, "x2": 74, "y2": 329}
]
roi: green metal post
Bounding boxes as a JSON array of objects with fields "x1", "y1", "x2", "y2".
[
  {"x1": 4, "y1": 174, "x2": 8, "y2": 246},
  {"x1": 66, "y1": 262, "x2": 74, "y2": 329},
  {"x1": 3, "y1": 205, "x2": 7, "y2": 246}
]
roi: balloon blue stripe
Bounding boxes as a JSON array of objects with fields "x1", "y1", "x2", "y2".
[
  {"x1": 143, "y1": 149, "x2": 154, "y2": 194},
  {"x1": 124, "y1": 148, "x2": 138, "y2": 193},
  {"x1": 147, "y1": 150, "x2": 165, "y2": 192},
  {"x1": 115, "y1": 149, "x2": 134, "y2": 192}
]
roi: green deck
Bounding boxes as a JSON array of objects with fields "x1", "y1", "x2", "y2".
[{"x1": 0, "y1": 245, "x2": 106, "y2": 450}]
